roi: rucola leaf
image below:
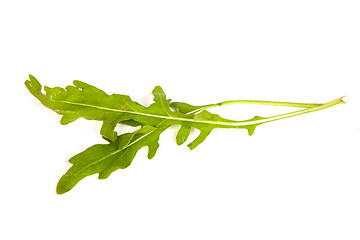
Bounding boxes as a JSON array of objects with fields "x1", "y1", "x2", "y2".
[
  {"x1": 24, "y1": 75, "x2": 265, "y2": 148},
  {"x1": 56, "y1": 125, "x2": 166, "y2": 194},
  {"x1": 25, "y1": 75, "x2": 345, "y2": 194}
]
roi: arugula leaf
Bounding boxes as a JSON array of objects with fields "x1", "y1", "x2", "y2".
[
  {"x1": 57, "y1": 125, "x2": 165, "y2": 194},
  {"x1": 25, "y1": 75, "x2": 345, "y2": 194},
  {"x1": 24, "y1": 75, "x2": 271, "y2": 148},
  {"x1": 25, "y1": 76, "x2": 228, "y2": 143}
]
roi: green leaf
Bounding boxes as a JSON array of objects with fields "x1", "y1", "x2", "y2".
[
  {"x1": 24, "y1": 76, "x2": 254, "y2": 148},
  {"x1": 56, "y1": 125, "x2": 165, "y2": 194},
  {"x1": 25, "y1": 75, "x2": 345, "y2": 194}
]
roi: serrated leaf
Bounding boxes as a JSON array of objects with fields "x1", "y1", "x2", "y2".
[
  {"x1": 56, "y1": 125, "x2": 165, "y2": 194},
  {"x1": 25, "y1": 76, "x2": 251, "y2": 148},
  {"x1": 25, "y1": 75, "x2": 345, "y2": 194}
]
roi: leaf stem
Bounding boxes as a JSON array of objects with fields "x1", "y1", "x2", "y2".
[
  {"x1": 240, "y1": 97, "x2": 345, "y2": 126},
  {"x1": 188, "y1": 100, "x2": 322, "y2": 114}
]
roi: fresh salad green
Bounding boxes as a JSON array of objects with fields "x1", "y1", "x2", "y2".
[{"x1": 25, "y1": 75, "x2": 344, "y2": 194}]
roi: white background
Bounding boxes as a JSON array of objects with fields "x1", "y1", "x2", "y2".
[{"x1": 1, "y1": 1, "x2": 359, "y2": 239}]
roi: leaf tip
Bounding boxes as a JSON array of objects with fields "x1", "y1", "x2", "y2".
[
  {"x1": 56, "y1": 181, "x2": 70, "y2": 195},
  {"x1": 72, "y1": 80, "x2": 92, "y2": 90},
  {"x1": 152, "y1": 85, "x2": 165, "y2": 94},
  {"x1": 60, "y1": 114, "x2": 80, "y2": 125},
  {"x1": 56, "y1": 172, "x2": 77, "y2": 195},
  {"x1": 187, "y1": 144, "x2": 195, "y2": 150},
  {"x1": 25, "y1": 75, "x2": 49, "y2": 106},
  {"x1": 247, "y1": 128, "x2": 256, "y2": 136},
  {"x1": 245, "y1": 116, "x2": 264, "y2": 136},
  {"x1": 25, "y1": 74, "x2": 42, "y2": 90}
]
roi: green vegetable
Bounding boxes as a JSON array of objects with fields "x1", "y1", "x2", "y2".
[{"x1": 25, "y1": 75, "x2": 344, "y2": 194}]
